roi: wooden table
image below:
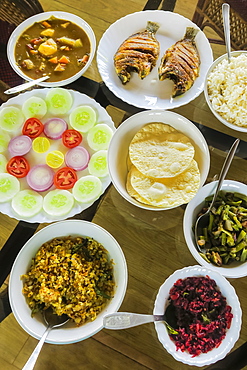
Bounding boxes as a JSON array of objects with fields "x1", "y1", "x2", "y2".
[{"x1": 0, "y1": 0, "x2": 247, "y2": 369}]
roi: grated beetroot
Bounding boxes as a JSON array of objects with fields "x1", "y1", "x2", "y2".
[{"x1": 168, "y1": 275, "x2": 233, "y2": 357}]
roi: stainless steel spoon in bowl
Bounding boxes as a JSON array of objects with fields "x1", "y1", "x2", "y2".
[
  {"x1": 194, "y1": 138, "x2": 240, "y2": 253},
  {"x1": 103, "y1": 304, "x2": 178, "y2": 334},
  {"x1": 22, "y1": 308, "x2": 69, "y2": 370},
  {"x1": 222, "y1": 2, "x2": 231, "y2": 62}
]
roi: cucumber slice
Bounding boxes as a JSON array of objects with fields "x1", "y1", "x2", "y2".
[
  {"x1": 69, "y1": 105, "x2": 96, "y2": 133},
  {"x1": 22, "y1": 97, "x2": 47, "y2": 119},
  {"x1": 43, "y1": 189, "x2": 74, "y2": 216},
  {"x1": 11, "y1": 189, "x2": 43, "y2": 218},
  {"x1": 0, "y1": 154, "x2": 7, "y2": 173},
  {"x1": 0, "y1": 106, "x2": 24, "y2": 132},
  {"x1": 88, "y1": 150, "x2": 108, "y2": 177},
  {"x1": 0, "y1": 173, "x2": 20, "y2": 202},
  {"x1": 87, "y1": 124, "x2": 113, "y2": 151},
  {"x1": 72, "y1": 175, "x2": 102, "y2": 203},
  {"x1": 0, "y1": 129, "x2": 11, "y2": 152},
  {"x1": 46, "y1": 88, "x2": 73, "y2": 115}
]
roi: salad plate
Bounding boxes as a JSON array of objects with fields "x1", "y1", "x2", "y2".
[
  {"x1": 97, "y1": 10, "x2": 213, "y2": 110},
  {"x1": 0, "y1": 88, "x2": 115, "y2": 223}
]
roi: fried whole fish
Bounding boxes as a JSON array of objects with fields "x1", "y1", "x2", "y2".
[
  {"x1": 114, "y1": 21, "x2": 160, "y2": 84},
  {"x1": 158, "y1": 27, "x2": 200, "y2": 97}
]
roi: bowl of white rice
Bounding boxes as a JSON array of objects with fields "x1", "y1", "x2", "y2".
[{"x1": 204, "y1": 51, "x2": 247, "y2": 132}]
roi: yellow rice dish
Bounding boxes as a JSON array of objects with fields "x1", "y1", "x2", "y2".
[{"x1": 22, "y1": 236, "x2": 115, "y2": 326}]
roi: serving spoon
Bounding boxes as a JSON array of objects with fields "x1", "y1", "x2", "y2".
[
  {"x1": 4, "y1": 75, "x2": 50, "y2": 95},
  {"x1": 22, "y1": 308, "x2": 69, "y2": 370},
  {"x1": 194, "y1": 138, "x2": 240, "y2": 253},
  {"x1": 103, "y1": 304, "x2": 178, "y2": 334},
  {"x1": 222, "y1": 3, "x2": 231, "y2": 62}
]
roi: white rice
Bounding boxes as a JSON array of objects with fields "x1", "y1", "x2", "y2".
[{"x1": 207, "y1": 54, "x2": 247, "y2": 128}]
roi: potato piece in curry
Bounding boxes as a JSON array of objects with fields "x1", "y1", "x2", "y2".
[{"x1": 15, "y1": 16, "x2": 91, "y2": 82}]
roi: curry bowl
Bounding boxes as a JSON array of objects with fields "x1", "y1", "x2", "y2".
[
  {"x1": 7, "y1": 11, "x2": 96, "y2": 87},
  {"x1": 183, "y1": 179, "x2": 247, "y2": 278},
  {"x1": 9, "y1": 220, "x2": 128, "y2": 344},
  {"x1": 108, "y1": 110, "x2": 210, "y2": 211},
  {"x1": 204, "y1": 51, "x2": 247, "y2": 133},
  {"x1": 154, "y1": 265, "x2": 241, "y2": 366}
]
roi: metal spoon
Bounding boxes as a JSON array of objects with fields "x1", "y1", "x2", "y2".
[
  {"x1": 194, "y1": 138, "x2": 240, "y2": 253},
  {"x1": 222, "y1": 3, "x2": 231, "y2": 62},
  {"x1": 22, "y1": 308, "x2": 69, "y2": 370},
  {"x1": 103, "y1": 304, "x2": 178, "y2": 334},
  {"x1": 4, "y1": 75, "x2": 50, "y2": 95}
]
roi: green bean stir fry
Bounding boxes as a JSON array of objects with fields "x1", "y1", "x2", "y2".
[{"x1": 197, "y1": 191, "x2": 247, "y2": 266}]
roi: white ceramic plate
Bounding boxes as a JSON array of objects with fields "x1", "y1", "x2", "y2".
[
  {"x1": 108, "y1": 110, "x2": 210, "y2": 210},
  {"x1": 97, "y1": 10, "x2": 213, "y2": 110},
  {"x1": 0, "y1": 88, "x2": 115, "y2": 223},
  {"x1": 154, "y1": 265, "x2": 242, "y2": 367},
  {"x1": 9, "y1": 220, "x2": 128, "y2": 344},
  {"x1": 183, "y1": 180, "x2": 247, "y2": 278}
]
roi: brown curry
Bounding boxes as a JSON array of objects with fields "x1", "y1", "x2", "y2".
[{"x1": 15, "y1": 16, "x2": 91, "y2": 82}]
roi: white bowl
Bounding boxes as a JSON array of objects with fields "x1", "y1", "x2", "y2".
[
  {"x1": 7, "y1": 11, "x2": 96, "y2": 87},
  {"x1": 183, "y1": 180, "x2": 247, "y2": 278},
  {"x1": 108, "y1": 110, "x2": 210, "y2": 211},
  {"x1": 9, "y1": 220, "x2": 128, "y2": 344},
  {"x1": 154, "y1": 265, "x2": 242, "y2": 367},
  {"x1": 204, "y1": 51, "x2": 247, "y2": 133}
]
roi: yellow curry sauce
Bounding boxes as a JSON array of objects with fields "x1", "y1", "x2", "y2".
[{"x1": 15, "y1": 16, "x2": 91, "y2": 82}]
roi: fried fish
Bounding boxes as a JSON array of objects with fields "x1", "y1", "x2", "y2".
[
  {"x1": 158, "y1": 27, "x2": 200, "y2": 97},
  {"x1": 114, "y1": 21, "x2": 160, "y2": 84}
]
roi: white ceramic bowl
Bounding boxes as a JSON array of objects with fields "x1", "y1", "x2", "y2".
[
  {"x1": 9, "y1": 220, "x2": 128, "y2": 344},
  {"x1": 204, "y1": 51, "x2": 247, "y2": 133},
  {"x1": 7, "y1": 11, "x2": 96, "y2": 87},
  {"x1": 154, "y1": 265, "x2": 242, "y2": 367},
  {"x1": 108, "y1": 110, "x2": 210, "y2": 211},
  {"x1": 183, "y1": 180, "x2": 247, "y2": 278}
]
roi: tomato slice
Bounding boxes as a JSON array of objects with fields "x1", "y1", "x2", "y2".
[
  {"x1": 54, "y1": 167, "x2": 78, "y2": 189},
  {"x1": 7, "y1": 156, "x2": 30, "y2": 178},
  {"x1": 62, "y1": 129, "x2": 82, "y2": 148},
  {"x1": 22, "y1": 117, "x2": 44, "y2": 138}
]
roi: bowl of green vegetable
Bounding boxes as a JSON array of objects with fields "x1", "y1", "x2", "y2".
[{"x1": 183, "y1": 180, "x2": 247, "y2": 278}]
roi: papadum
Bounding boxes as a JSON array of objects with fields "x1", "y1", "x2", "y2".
[
  {"x1": 128, "y1": 159, "x2": 200, "y2": 208},
  {"x1": 129, "y1": 123, "x2": 195, "y2": 178}
]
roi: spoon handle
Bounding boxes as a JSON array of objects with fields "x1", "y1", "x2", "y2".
[
  {"x1": 4, "y1": 76, "x2": 49, "y2": 95},
  {"x1": 222, "y1": 3, "x2": 231, "y2": 61},
  {"x1": 103, "y1": 312, "x2": 162, "y2": 329},
  {"x1": 208, "y1": 138, "x2": 240, "y2": 212},
  {"x1": 22, "y1": 326, "x2": 51, "y2": 370}
]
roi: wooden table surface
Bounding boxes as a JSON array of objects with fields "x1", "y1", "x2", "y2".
[{"x1": 0, "y1": 0, "x2": 247, "y2": 369}]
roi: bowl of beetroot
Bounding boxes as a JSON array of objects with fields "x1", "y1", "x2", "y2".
[{"x1": 153, "y1": 265, "x2": 241, "y2": 367}]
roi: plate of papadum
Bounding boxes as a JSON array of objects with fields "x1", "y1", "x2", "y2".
[
  {"x1": 108, "y1": 110, "x2": 210, "y2": 210},
  {"x1": 97, "y1": 10, "x2": 213, "y2": 110}
]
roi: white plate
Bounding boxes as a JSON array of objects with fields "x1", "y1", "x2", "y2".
[
  {"x1": 9, "y1": 220, "x2": 128, "y2": 344},
  {"x1": 0, "y1": 89, "x2": 115, "y2": 223},
  {"x1": 154, "y1": 265, "x2": 242, "y2": 367},
  {"x1": 97, "y1": 10, "x2": 213, "y2": 110}
]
